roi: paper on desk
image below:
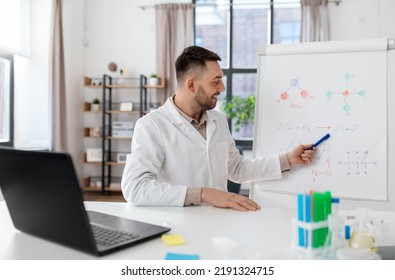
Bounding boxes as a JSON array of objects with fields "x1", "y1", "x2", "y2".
[
  {"x1": 161, "y1": 234, "x2": 186, "y2": 246},
  {"x1": 164, "y1": 252, "x2": 199, "y2": 260}
]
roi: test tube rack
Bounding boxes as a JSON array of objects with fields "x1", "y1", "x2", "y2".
[
  {"x1": 292, "y1": 191, "x2": 332, "y2": 255},
  {"x1": 292, "y1": 218, "x2": 329, "y2": 255}
]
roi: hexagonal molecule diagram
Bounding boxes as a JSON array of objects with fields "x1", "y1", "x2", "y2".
[{"x1": 324, "y1": 73, "x2": 367, "y2": 114}]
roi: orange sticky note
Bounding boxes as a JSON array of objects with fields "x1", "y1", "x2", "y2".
[{"x1": 161, "y1": 234, "x2": 186, "y2": 246}]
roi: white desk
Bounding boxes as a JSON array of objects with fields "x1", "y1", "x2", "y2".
[{"x1": 1, "y1": 201, "x2": 394, "y2": 260}]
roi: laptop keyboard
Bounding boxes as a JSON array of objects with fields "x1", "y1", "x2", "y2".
[{"x1": 90, "y1": 223, "x2": 140, "y2": 248}]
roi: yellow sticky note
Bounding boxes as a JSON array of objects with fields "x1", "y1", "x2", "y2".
[{"x1": 161, "y1": 234, "x2": 186, "y2": 246}]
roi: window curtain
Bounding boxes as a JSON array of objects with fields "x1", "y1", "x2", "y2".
[
  {"x1": 155, "y1": 3, "x2": 194, "y2": 97},
  {"x1": 300, "y1": 0, "x2": 330, "y2": 42},
  {"x1": 49, "y1": 0, "x2": 67, "y2": 151}
]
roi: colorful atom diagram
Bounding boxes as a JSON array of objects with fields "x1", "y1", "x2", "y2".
[
  {"x1": 324, "y1": 73, "x2": 367, "y2": 114},
  {"x1": 278, "y1": 78, "x2": 311, "y2": 102}
]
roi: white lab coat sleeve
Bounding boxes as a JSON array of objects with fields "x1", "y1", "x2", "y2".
[
  {"x1": 121, "y1": 116, "x2": 187, "y2": 206},
  {"x1": 226, "y1": 130, "x2": 282, "y2": 183}
]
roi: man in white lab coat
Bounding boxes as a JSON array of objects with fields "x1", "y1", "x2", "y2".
[{"x1": 122, "y1": 46, "x2": 316, "y2": 211}]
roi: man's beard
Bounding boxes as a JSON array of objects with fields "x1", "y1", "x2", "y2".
[{"x1": 194, "y1": 86, "x2": 218, "y2": 111}]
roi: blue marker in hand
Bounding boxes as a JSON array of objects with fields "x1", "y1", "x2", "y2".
[{"x1": 309, "y1": 133, "x2": 331, "y2": 150}]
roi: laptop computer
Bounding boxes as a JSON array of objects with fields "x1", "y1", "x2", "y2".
[{"x1": 0, "y1": 148, "x2": 170, "y2": 256}]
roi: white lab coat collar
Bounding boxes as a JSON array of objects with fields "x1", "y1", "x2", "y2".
[{"x1": 162, "y1": 97, "x2": 219, "y2": 143}]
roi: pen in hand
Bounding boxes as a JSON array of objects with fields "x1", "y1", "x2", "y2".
[{"x1": 308, "y1": 133, "x2": 331, "y2": 150}]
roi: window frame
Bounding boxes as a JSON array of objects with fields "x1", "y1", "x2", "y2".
[
  {"x1": 0, "y1": 51, "x2": 14, "y2": 147},
  {"x1": 193, "y1": 0, "x2": 277, "y2": 150}
]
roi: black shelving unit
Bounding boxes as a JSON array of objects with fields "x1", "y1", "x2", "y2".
[
  {"x1": 99, "y1": 74, "x2": 145, "y2": 195},
  {"x1": 83, "y1": 74, "x2": 165, "y2": 196}
]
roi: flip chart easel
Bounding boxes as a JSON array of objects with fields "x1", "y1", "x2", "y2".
[{"x1": 252, "y1": 39, "x2": 395, "y2": 210}]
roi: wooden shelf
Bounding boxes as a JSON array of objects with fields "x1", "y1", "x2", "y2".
[
  {"x1": 83, "y1": 102, "x2": 91, "y2": 111},
  {"x1": 143, "y1": 78, "x2": 166, "y2": 89},
  {"x1": 81, "y1": 177, "x2": 122, "y2": 193},
  {"x1": 83, "y1": 153, "x2": 103, "y2": 164},
  {"x1": 83, "y1": 102, "x2": 102, "y2": 113},
  {"x1": 105, "y1": 161, "x2": 126, "y2": 166},
  {"x1": 143, "y1": 85, "x2": 166, "y2": 89},
  {"x1": 105, "y1": 110, "x2": 139, "y2": 114},
  {"x1": 106, "y1": 84, "x2": 140, "y2": 89},
  {"x1": 106, "y1": 188, "x2": 122, "y2": 193},
  {"x1": 82, "y1": 191, "x2": 126, "y2": 202},
  {"x1": 84, "y1": 76, "x2": 102, "y2": 87},
  {"x1": 105, "y1": 136, "x2": 132, "y2": 140},
  {"x1": 84, "y1": 127, "x2": 101, "y2": 138},
  {"x1": 85, "y1": 85, "x2": 101, "y2": 89},
  {"x1": 82, "y1": 74, "x2": 166, "y2": 196},
  {"x1": 81, "y1": 177, "x2": 101, "y2": 190},
  {"x1": 81, "y1": 186, "x2": 102, "y2": 192},
  {"x1": 84, "y1": 161, "x2": 102, "y2": 165}
]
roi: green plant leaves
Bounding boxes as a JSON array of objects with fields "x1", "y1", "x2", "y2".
[{"x1": 221, "y1": 94, "x2": 255, "y2": 131}]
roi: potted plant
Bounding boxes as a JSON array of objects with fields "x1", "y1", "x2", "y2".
[
  {"x1": 118, "y1": 68, "x2": 127, "y2": 85},
  {"x1": 91, "y1": 98, "x2": 100, "y2": 112},
  {"x1": 221, "y1": 94, "x2": 256, "y2": 132},
  {"x1": 148, "y1": 73, "x2": 159, "y2": 86}
]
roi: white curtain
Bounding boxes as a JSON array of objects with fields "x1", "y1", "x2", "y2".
[
  {"x1": 300, "y1": 0, "x2": 330, "y2": 42},
  {"x1": 155, "y1": 3, "x2": 194, "y2": 97},
  {"x1": 49, "y1": 0, "x2": 67, "y2": 151}
]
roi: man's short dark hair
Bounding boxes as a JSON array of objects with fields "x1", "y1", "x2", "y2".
[{"x1": 175, "y1": 46, "x2": 221, "y2": 82}]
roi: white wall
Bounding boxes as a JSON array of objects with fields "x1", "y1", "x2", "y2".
[
  {"x1": 83, "y1": 0, "x2": 189, "y2": 79},
  {"x1": 81, "y1": 0, "x2": 395, "y2": 82},
  {"x1": 84, "y1": 0, "x2": 157, "y2": 78},
  {"x1": 75, "y1": 0, "x2": 188, "y2": 179},
  {"x1": 379, "y1": 0, "x2": 395, "y2": 38},
  {"x1": 328, "y1": 0, "x2": 395, "y2": 40},
  {"x1": 10, "y1": 0, "x2": 187, "y2": 182},
  {"x1": 11, "y1": 0, "x2": 395, "y2": 184},
  {"x1": 71, "y1": 0, "x2": 395, "y2": 182}
]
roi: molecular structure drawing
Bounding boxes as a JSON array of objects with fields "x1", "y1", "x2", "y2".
[
  {"x1": 278, "y1": 78, "x2": 312, "y2": 102},
  {"x1": 338, "y1": 150, "x2": 378, "y2": 176},
  {"x1": 324, "y1": 73, "x2": 367, "y2": 114},
  {"x1": 312, "y1": 158, "x2": 332, "y2": 183},
  {"x1": 313, "y1": 142, "x2": 331, "y2": 160},
  {"x1": 279, "y1": 139, "x2": 330, "y2": 171}
]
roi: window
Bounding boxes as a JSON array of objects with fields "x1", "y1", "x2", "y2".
[
  {"x1": 194, "y1": 0, "x2": 300, "y2": 148},
  {"x1": 0, "y1": 52, "x2": 13, "y2": 146},
  {"x1": 0, "y1": 0, "x2": 30, "y2": 55},
  {"x1": 0, "y1": 0, "x2": 28, "y2": 147},
  {"x1": 273, "y1": 0, "x2": 301, "y2": 44}
]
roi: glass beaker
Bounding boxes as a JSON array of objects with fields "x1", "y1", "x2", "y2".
[{"x1": 349, "y1": 208, "x2": 377, "y2": 253}]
